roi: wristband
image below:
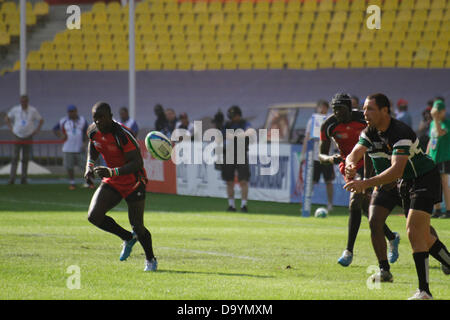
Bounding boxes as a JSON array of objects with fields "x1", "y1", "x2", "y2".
[
  {"x1": 87, "y1": 159, "x2": 95, "y2": 168},
  {"x1": 111, "y1": 167, "x2": 120, "y2": 177}
]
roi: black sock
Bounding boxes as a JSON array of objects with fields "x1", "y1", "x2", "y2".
[
  {"x1": 134, "y1": 227, "x2": 155, "y2": 261},
  {"x1": 429, "y1": 239, "x2": 450, "y2": 268},
  {"x1": 379, "y1": 260, "x2": 390, "y2": 272},
  {"x1": 383, "y1": 224, "x2": 396, "y2": 241},
  {"x1": 98, "y1": 216, "x2": 133, "y2": 241},
  {"x1": 346, "y1": 208, "x2": 362, "y2": 253},
  {"x1": 412, "y1": 252, "x2": 431, "y2": 295}
]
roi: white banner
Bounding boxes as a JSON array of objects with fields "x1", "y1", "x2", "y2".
[{"x1": 175, "y1": 142, "x2": 292, "y2": 202}]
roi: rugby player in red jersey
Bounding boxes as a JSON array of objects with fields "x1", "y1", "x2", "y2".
[
  {"x1": 319, "y1": 93, "x2": 400, "y2": 269},
  {"x1": 84, "y1": 102, "x2": 157, "y2": 271}
]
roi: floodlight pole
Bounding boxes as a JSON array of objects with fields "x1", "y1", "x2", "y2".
[
  {"x1": 19, "y1": 0, "x2": 27, "y2": 95},
  {"x1": 128, "y1": 0, "x2": 136, "y2": 119}
]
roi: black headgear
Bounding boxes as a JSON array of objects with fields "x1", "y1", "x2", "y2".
[
  {"x1": 331, "y1": 93, "x2": 352, "y2": 112},
  {"x1": 227, "y1": 105, "x2": 242, "y2": 119}
]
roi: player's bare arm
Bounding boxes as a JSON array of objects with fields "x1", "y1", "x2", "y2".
[
  {"x1": 84, "y1": 140, "x2": 99, "y2": 183},
  {"x1": 345, "y1": 143, "x2": 367, "y2": 179},
  {"x1": 318, "y1": 139, "x2": 343, "y2": 165},
  {"x1": 344, "y1": 154, "x2": 409, "y2": 193},
  {"x1": 94, "y1": 149, "x2": 143, "y2": 178}
]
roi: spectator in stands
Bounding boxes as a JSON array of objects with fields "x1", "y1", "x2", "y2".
[
  {"x1": 4, "y1": 95, "x2": 44, "y2": 184},
  {"x1": 53, "y1": 105, "x2": 89, "y2": 190},
  {"x1": 396, "y1": 99, "x2": 413, "y2": 128},
  {"x1": 427, "y1": 100, "x2": 450, "y2": 219},
  {"x1": 300, "y1": 99, "x2": 334, "y2": 212},
  {"x1": 164, "y1": 108, "x2": 178, "y2": 138},
  {"x1": 119, "y1": 106, "x2": 139, "y2": 137},
  {"x1": 417, "y1": 100, "x2": 433, "y2": 151},
  {"x1": 350, "y1": 95, "x2": 360, "y2": 110},
  {"x1": 154, "y1": 103, "x2": 168, "y2": 133},
  {"x1": 175, "y1": 112, "x2": 194, "y2": 140},
  {"x1": 221, "y1": 105, "x2": 253, "y2": 212}
]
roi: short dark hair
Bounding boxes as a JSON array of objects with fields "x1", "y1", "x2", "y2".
[
  {"x1": 93, "y1": 101, "x2": 112, "y2": 115},
  {"x1": 367, "y1": 93, "x2": 391, "y2": 114}
]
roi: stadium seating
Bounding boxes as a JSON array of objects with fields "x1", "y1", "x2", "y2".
[{"x1": 11, "y1": 0, "x2": 450, "y2": 71}]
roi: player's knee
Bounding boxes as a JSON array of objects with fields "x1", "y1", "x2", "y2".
[
  {"x1": 349, "y1": 197, "x2": 362, "y2": 212},
  {"x1": 368, "y1": 214, "x2": 382, "y2": 232},
  {"x1": 87, "y1": 211, "x2": 102, "y2": 226}
]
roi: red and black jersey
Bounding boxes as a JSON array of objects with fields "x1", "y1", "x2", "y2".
[
  {"x1": 320, "y1": 111, "x2": 367, "y2": 176},
  {"x1": 87, "y1": 121, "x2": 147, "y2": 197}
]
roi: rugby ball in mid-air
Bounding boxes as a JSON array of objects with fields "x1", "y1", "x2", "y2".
[
  {"x1": 314, "y1": 207, "x2": 328, "y2": 218},
  {"x1": 145, "y1": 131, "x2": 172, "y2": 161}
]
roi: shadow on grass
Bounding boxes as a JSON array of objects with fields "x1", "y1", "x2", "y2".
[{"x1": 155, "y1": 269, "x2": 274, "y2": 279}]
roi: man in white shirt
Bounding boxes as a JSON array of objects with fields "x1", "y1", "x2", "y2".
[
  {"x1": 53, "y1": 105, "x2": 89, "y2": 190},
  {"x1": 175, "y1": 112, "x2": 194, "y2": 140},
  {"x1": 299, "y1": 100, "x2": 335, "y2": 211},
  {"x1": 5, "y1": 95, "x2": 44, "y2": 184}
]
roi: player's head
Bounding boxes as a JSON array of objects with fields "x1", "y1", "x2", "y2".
[
  {"x1": 316, "y1": 100, "x2": 329, "y2": 115},
  {"x1": 92, "y1": 102, "x2": 113, "y2": 133},
  {"x1": 350, "y1": 95, "x2": 360, "y2": 110},
  {"x1": 165, "y1": 108, "x2": 176, "y2": 121},
  {"x1": 67, "y1": 104, "x2": 78, "y2": 119},
  {"x1": 119, "y1": 107, "x2": 129, "y2": 122},
  {"x1": 227, "y1": 105, "x2": 242, "y2": 122},
  {"x1": 331, "y1": 93, "x2": 352, "y2": 123},
  {"x1": 363, "y1": 93, "x2": 391, "y2": 128},
  {"x1": 20, "y1": 95, "x2": 29, "y2": 108},
  {"x1": 154, "y1": 104, "x2": 164, "y2": 117},
  {"x1": 432, "y1": 99, "x2": 446, "y2": 120}
]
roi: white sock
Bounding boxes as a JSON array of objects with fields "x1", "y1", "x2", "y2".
[
  {"x1": 241, "y1": 200, "x2": 247, "y2": 207},
  {"x1": 228, "y1": 199, "x2": 235, "y2": 208}
]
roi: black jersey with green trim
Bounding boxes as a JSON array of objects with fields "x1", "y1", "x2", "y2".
[{"x1": 358, "y1": 118, "x2": 435, "y2": 179}]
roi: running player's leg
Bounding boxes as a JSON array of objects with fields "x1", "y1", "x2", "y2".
[
  {"x1": 367, "y1": 186, "x2": 401, "y2": 279},
  {"x1": 369, "y1": 205, "x2": 391, "y2": 272},
  {"x1": 126, "y1": 186, "x2": 155, "y2": 262},
  {"x1": 406, "y1": 208, "x2": 435, "y2": 297},
  {"x1": 87, "y1": 183, "x2": 133, "y2": 241},
  {"x1": 346, "y1": 191, "x2": 363, "y2": 254}
]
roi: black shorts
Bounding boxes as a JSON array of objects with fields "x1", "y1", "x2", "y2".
[
  {"x1": 313, "y1": 161, "x2": 335, "y2": 183},
  {"x1": 437, "y1": 160, "x2": 450, "y2": 174},
  {"x1": 221, "y1": 164, "x2": 250, "y2": 182},
  {"x1": 103, "y1": 182, "x2": 146, "y2": 203},
  {"x1": 371, "y1": 183, "x2": 404, "y2": 214},
  {"x1": 398, "y1": 166, "x2": 442, "y2": 215}
]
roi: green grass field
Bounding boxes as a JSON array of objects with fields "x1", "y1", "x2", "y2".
[{"x1": 0, "y1": 184, "x2": 449, "y2": 300}]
